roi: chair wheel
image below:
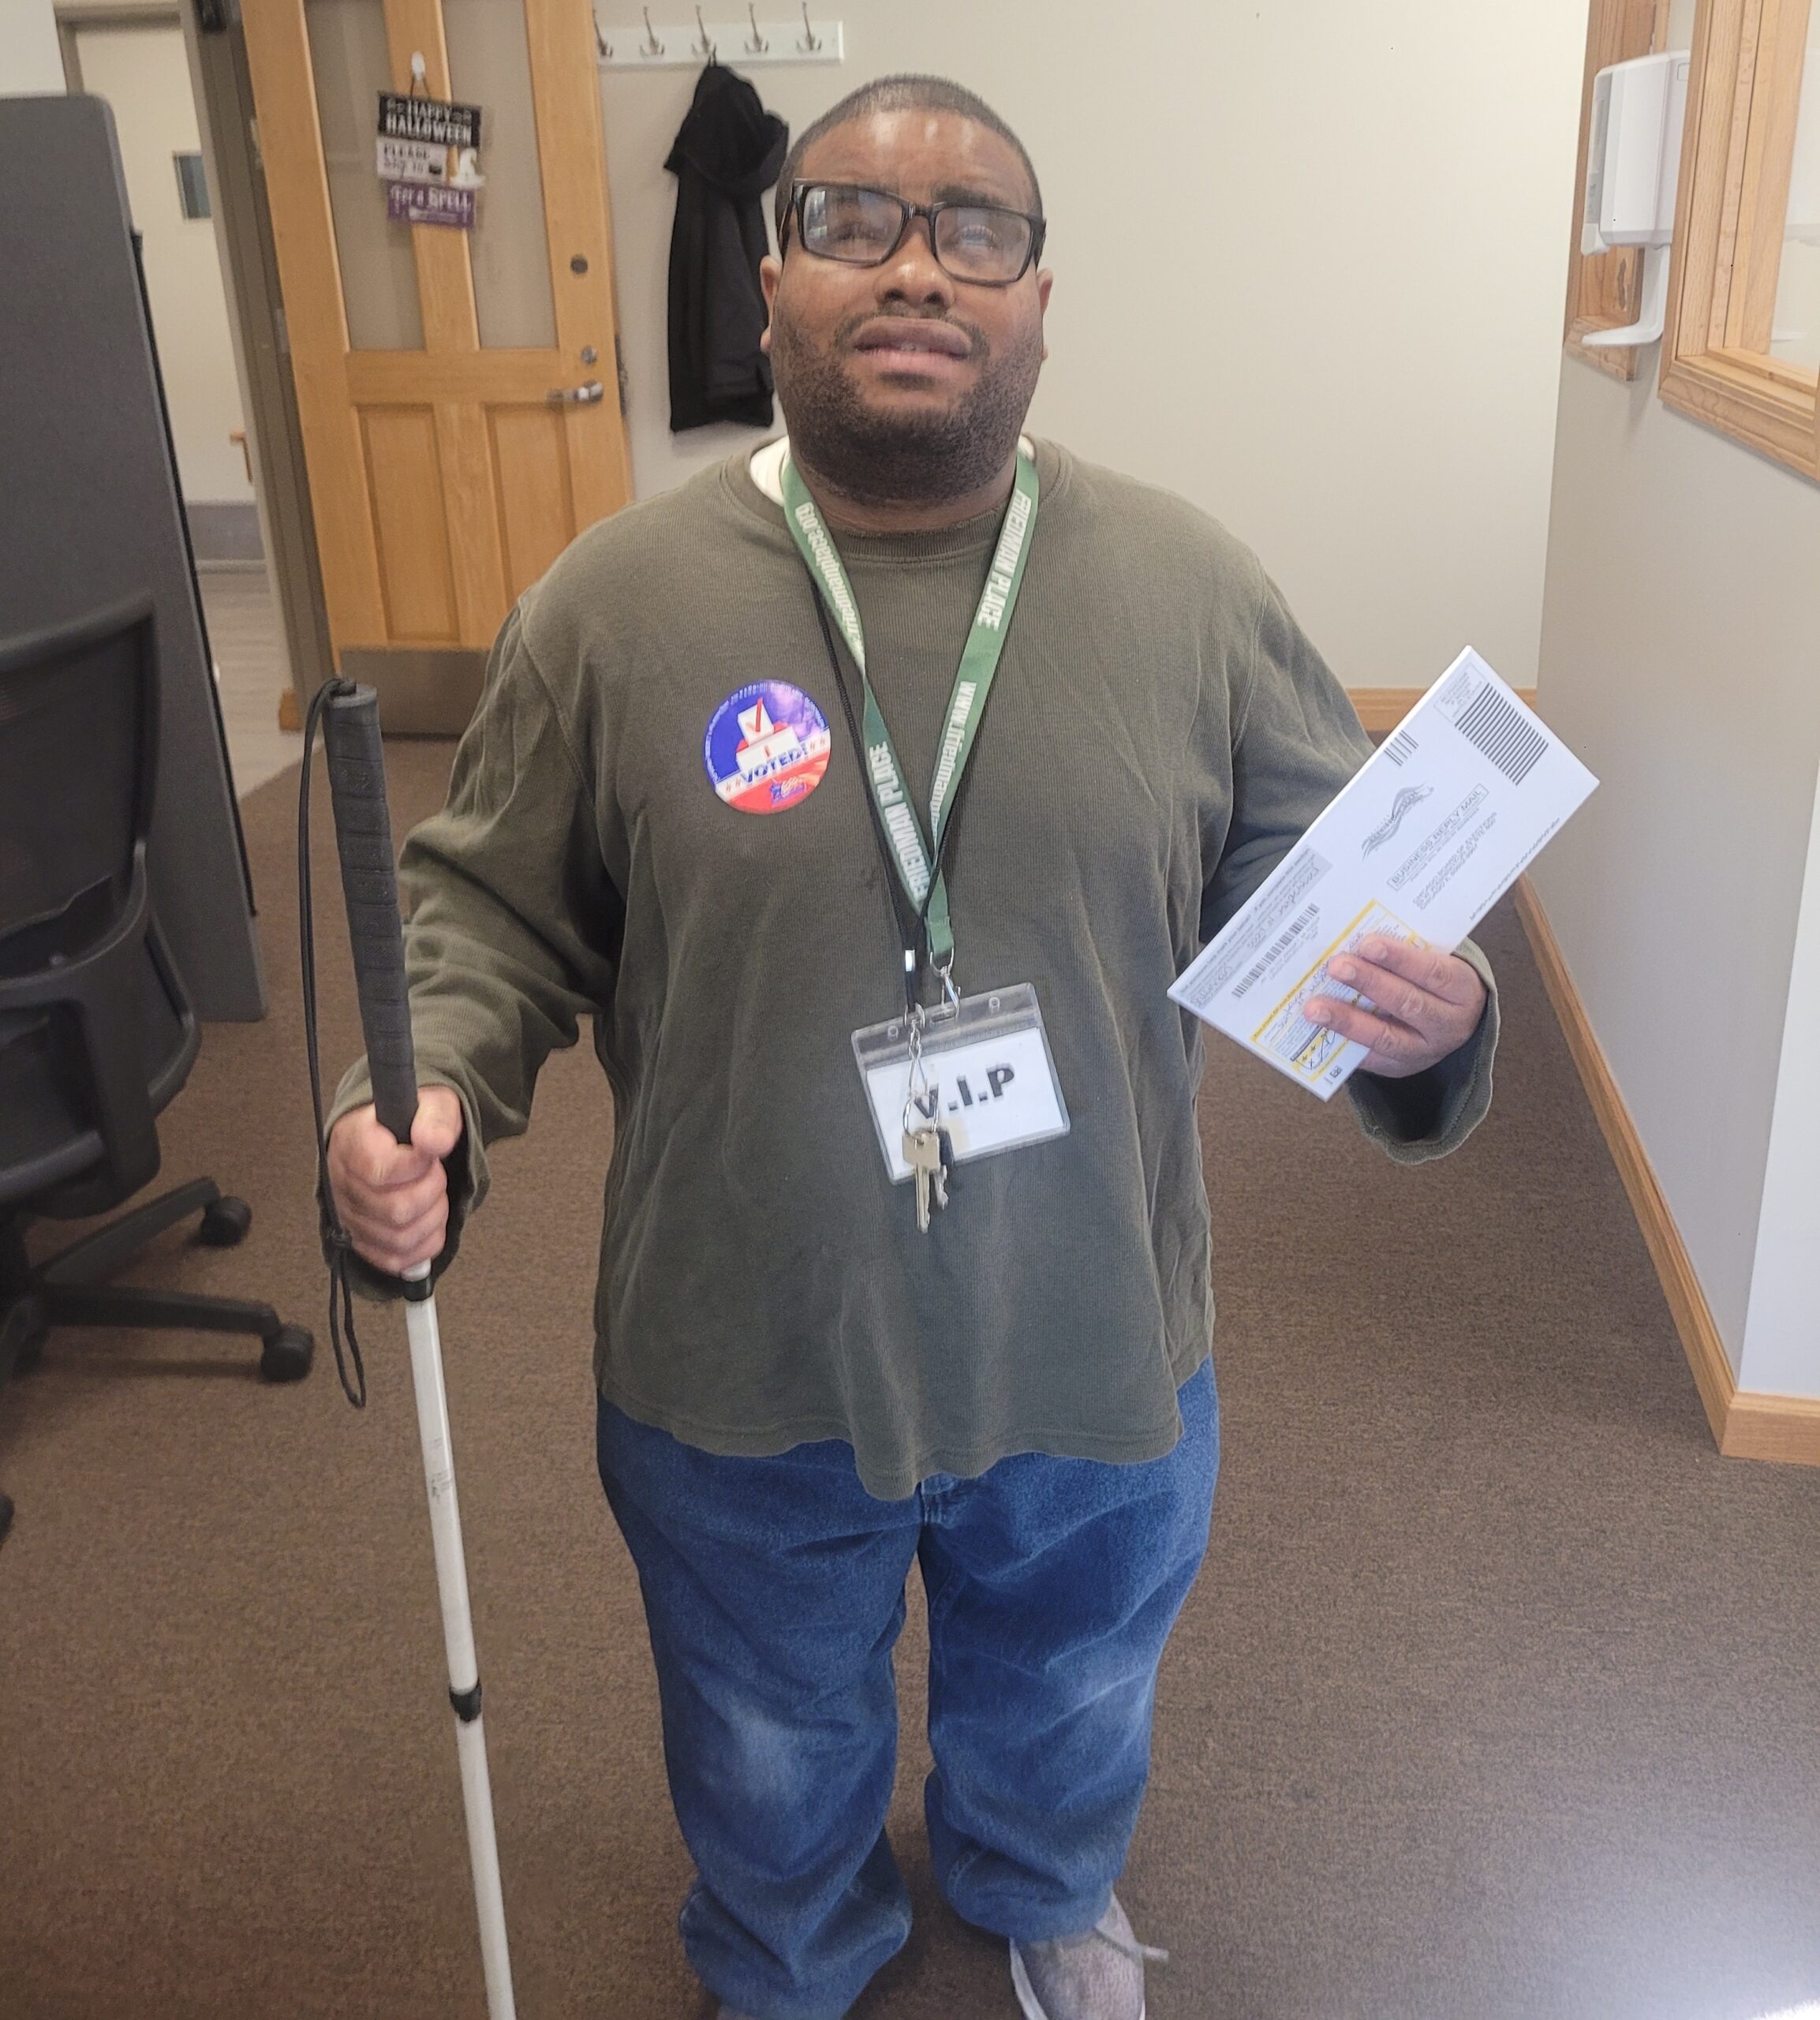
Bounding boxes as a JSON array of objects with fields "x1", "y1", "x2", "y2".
[
  {"x1": 199, "y1": 1196, "x2": 253, "y2": 1248},
  {"x1": 260, "y1": 1324, "x2": 314, "y2": 1383}
]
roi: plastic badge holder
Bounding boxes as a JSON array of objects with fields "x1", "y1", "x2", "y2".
[{"x1": 851, "y1": 982, "x2": 1071, "y2": 1184}]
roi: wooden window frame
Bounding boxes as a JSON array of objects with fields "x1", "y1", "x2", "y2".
[
  {"x1": 1565, "y1": 0, "x2": 1676, "y2": 381},
  {"x1": 1660, "y1": 0, "x2": 1820, "y2": 477}
]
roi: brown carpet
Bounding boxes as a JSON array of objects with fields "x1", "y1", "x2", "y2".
[{"x1": 3, "y1": 740, "x2": 1818, "y2": 2020}]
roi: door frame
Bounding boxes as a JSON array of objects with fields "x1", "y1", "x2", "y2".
[{"x1": 181, "y1": 2, "x2": 338, "y2": 710}]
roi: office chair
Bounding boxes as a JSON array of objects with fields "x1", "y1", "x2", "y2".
[{"x1": 0, "y1": 596, "x2": 312, "y2": 1545}]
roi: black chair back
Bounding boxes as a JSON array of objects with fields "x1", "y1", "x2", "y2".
[
  {"x1": 0, "y1": 597, "x2": 157, "y2": 972},
  {"x1": 0, "y1": 598, "x2": 195, "y2": 1216}
]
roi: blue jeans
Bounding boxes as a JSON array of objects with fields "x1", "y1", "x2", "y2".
[{"x1": 595, "y1": 1360, "x2": 1218, "y2": 2020}]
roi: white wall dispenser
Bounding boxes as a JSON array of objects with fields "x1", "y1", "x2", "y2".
[{"x1": 1580, "y1": 49, "x2": 1691, "y2": 349}]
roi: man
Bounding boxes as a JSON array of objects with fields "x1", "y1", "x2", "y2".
[{"x1": 327, "y1": 76, "x2": 1495, "y2": 2020}]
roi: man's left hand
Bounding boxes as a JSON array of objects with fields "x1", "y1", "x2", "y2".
[{"x1": 1304, "y1": 937, "x2": 1487, "y2": 1079}]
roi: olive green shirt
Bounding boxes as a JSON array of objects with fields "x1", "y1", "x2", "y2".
[{"x1": 333, "y1": 440, "x2": 1497, "y2": 1499}]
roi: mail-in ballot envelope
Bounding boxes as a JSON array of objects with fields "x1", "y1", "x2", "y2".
[{"x1": 1170, "y1": 648, "x2": 1597, "y2": 1099}]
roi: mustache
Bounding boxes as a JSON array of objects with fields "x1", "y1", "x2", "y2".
[{"x1": 829, "y1": 306, "x2": 989, "y2": 361}]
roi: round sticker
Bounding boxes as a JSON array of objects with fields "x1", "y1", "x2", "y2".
[{"x1": 704, "y1": 681, "x2": 832, "y2": 815}]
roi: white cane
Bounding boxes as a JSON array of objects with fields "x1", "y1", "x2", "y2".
[
  {"x1": 401, "y1": 1262, "x2": 515, "y2": 2019},
  {"x1": 311, "y1": 681, "x2": 518, "y2": 2019}
]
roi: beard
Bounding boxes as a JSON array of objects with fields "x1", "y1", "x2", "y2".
[{"x1": 770, "y1": 305, "x2": 1044, "y2": 510}]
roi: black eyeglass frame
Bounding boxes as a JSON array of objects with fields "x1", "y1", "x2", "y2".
[{"x1": 782, "y1": 180, "x2": 1048, "y2": 286}]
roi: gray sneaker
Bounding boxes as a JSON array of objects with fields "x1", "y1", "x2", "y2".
[{"x1": 1008, "y1": 1893, "x2": 1168, "y2": 2020}]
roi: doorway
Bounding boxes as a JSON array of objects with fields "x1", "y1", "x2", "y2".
[
  {"x1": 64, "y1": 13, "x2": 253, "y2": 556},
  {"x1": 56, "y1": 0, "x2": 319, "y2": 794},
  {"x1": 241, "y1": 0, "x2": 633, "y2": 731}
]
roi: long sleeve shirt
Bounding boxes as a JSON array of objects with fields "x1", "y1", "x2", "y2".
[{"x1": 331, "y1": 440, "x2": 1497, "y2": 1499}]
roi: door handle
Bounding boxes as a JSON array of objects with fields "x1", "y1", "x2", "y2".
[{"x1": 547, "y1": 380, "x2": 604, "y2": 405}]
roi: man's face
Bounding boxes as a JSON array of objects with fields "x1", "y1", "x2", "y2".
[{"x1": 760, "y1": 109, "x2": 1052, "y2": 506}]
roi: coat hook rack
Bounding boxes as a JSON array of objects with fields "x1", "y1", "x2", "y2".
[{"x1": 600, "y1": 13, "x2": 841, "y2": 65}]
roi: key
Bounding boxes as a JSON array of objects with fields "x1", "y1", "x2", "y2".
[
  {"x1": 903, "y1": 1125, "x2": 943, "y2": 1230},
  {"x1": 927, "y1": 1124, "x2": 949, "y2": 1214},
  {"x1": 903, "y1": 1124, "x2": 944, "y2": 1232},
  {"x1": 935, "y1": 1124, "x2": 955, "y2": 1204}
]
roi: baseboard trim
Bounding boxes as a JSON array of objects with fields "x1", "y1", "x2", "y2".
[
  {"x1": 1514, "y1": 877, "x2": 1820, "y2": 1467},
  {"x1": 1721, "y1": 1391, "x2": 1820, "y2": 1463},
  {"x1": 1349, "y1": 686, "x2": 1537, "y2": 734}
]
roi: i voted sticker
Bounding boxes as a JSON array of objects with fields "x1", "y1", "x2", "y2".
[{"x1": 704, "y1": 681, "x2": 832, "y2": 814}]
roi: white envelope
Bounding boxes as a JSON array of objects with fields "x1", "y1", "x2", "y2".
[{"x1": 1171, "y1": 648, "x2": 1597, "y2": 1099}]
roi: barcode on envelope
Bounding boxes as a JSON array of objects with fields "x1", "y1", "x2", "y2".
[
  {"x1": 1452, "y1": 686, "x2": 1548, "y2": 786},
  {"x1": 1231, "y1": 904, "x2": 1318, "y2": 1000},
  {"x1": 1383, "y1": 729, "x2": 1418, "y2": 767}
]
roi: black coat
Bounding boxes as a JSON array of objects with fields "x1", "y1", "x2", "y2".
[{"x1": 664, "y1": 64, "x2": 788, "y2": 432}]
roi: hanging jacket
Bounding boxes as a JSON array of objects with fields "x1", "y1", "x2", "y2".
[{"x1": 664, "y1": 63, "x2": 789, "y2": 432}]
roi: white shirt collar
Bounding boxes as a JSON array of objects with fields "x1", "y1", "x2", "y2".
[
  {"x1": 747, "y1": 433, "x2": 1036, "y2": 507},
  {"x1": 748, "y1": 433, "x2": 790, "y2": 503}
]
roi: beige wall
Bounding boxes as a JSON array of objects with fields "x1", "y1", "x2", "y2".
[
  {"x1": 1532, "y1": 357, "x2": 1820, "y2": 1386},
  {"x1": 0, "y1": 0, "x2": 62, "y2": 92},
  {"x1": 75, "y1": 21, "x2": 252, "y2": 505},
  {"x1": 1743, "y1": 784, "x2": 1820, "y2": 1397},
  {"x1": 600, "y1": 0, "x2": 1589, "y2": 691}
]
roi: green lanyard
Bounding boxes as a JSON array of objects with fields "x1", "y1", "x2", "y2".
[{"x1": 780, "y1": 447, "x2": 1039, "y2": 990}]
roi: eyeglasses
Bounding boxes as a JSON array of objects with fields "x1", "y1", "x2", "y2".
[{"x1": 784, "y1": 181, "x2": 1046, "y2": 286}]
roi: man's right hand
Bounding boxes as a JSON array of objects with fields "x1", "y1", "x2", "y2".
[{"x1": 327, "y1": 1085, "x2": 465, "y2": 1277}]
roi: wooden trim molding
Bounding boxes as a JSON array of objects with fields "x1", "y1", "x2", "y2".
[
  {"x1": 1722, "y1": 1391, "x2": 1820, "y2": 1463},
  {"x1": 1515, "y1": 877, "x2": 1820, "y2": 1465},
  {"x1": 1658, "y1": 0, "x2": 1820, "y2": 480}
]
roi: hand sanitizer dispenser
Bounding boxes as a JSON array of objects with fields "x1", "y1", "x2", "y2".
[{"x1": 1580, "y1": 50, "x2": 1691, "y2": 348}]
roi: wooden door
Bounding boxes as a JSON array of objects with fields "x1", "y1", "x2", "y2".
[{"x1": 244, "y1": 0, "x2": 632, "y2": 729}]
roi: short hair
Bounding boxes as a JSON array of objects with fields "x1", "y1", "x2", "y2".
[{"x1": 772, "y1": 75, "x2": 1043, "y2": 245}]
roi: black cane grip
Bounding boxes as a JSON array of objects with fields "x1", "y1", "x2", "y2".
[{"x1": 321, "y1": 685, "x2": 418, "y2": 1148}]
